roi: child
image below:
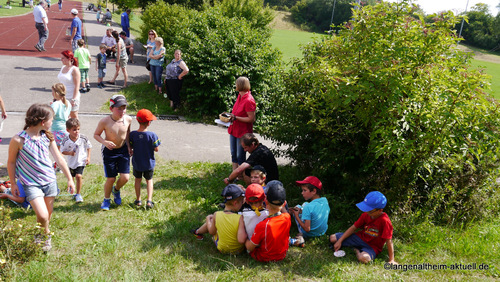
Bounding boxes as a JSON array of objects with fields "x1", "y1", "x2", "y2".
[
  {"x1": 93, "y1": 95, "x2": 132, "y2": 211},
  {"x1": 129, "y1": 109, "x2": 161, "y2": 209},
  {"x1": 240, "y1": 183, "x2": 268, "y2": 239},
  {"x1": 191, "y1": 184, "x2": 247, "y2": 254},
  {"x1": 245, "y1": 180, "x2": 291, "y2": 262},
  {"x1": 50, "y1": 83, "x2": 71, "y2": 149},
  {"x1": 74, "y1": 39, "x2": 92, "y2": 93},
  {"x1": 96, "y1": 44, "x2": 107, "y2": 89},
  {"x1": 246, "y1": 165, "x2": 267, "y2": 189},
  {"x1": 0, "y1": 180, "x2": 31, "y2": 209},
  {"x1": 60, "y1": 118, "x2": 92, "y2": 203},
  {"x1": 290, "y1": 176, "x2": 330, "y2": 247},
  {"x1": 7, "y1": 103, "x2": 75, "y2": 251},
  {"x1": 330, "y1": 191, "x2": 397, "y2": 264}
]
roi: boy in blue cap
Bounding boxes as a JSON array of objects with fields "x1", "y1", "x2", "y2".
[{"x1": 329, "y1": 191, "x2": 397, "y2": 264}]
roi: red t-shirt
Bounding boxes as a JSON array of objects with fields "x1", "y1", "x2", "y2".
[
  {"x1": 228, "y1": 91, "x2": 256, "y2": 138},
  {"x1": 250, "y1": 212, "x2": 291, "y2": 262},
  {"x1": 354, "y1": 212, "x2": 393, "y2": 255}
]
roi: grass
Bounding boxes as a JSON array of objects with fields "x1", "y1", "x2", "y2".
[
  {"x1": 270, "y1": 29, "x2": 321, "y2": 64},
  {"x1": 1, "y1": 162, "x2": 499, "y2": 280},
  {"x1": 0, "y1": 2, "x2": 32, "y2": 17},
  {"x1": 471, "y1": 59, "x2": 500, "y2": 99}
]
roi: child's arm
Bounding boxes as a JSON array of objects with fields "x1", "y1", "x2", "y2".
[
  {"x1": 245, "y1": 238, "x2": 257, "y2": 252},
  {"x1": 237, "y1": 216, "x2": 247, "y2": 244},
  {"x1": 86, "y1": 148, "x2": 91, "y2": 165},
  {"x1": 0, "y1": 192, "x2": 25, "y2": 204},
  {"x1": 334, "y1": 224, "x2": 357, "y2": 251},
  {"x1": 94, "y1": 119, "x2": 116, "y2": 149},
  {"x1": 126, "y1": 117, "x2": 132, "y2": 156},
  {"x1": 7, "y1": 136, "x2": 22, "y2": 197},
  {"x1": 206, "y1": 214, "x2": 217, "y2": 236},
  {"x1": 49, "y1": 140, "x2": 75, "y2": 194},
  {"x1": 291, "y1": 208, "x2": 311, "y2": 232},
  {"x1": 386, "y1": 239, "x2": 397, "y2": 264}
]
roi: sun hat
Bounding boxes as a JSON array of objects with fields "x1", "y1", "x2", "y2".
[
  {"x1": 295, "y1": 176, "x2": 322, "y2": 190},
  {"x1": 356, "y1": 191, "x2": 387, "y2": 212},
  {"x1": 245, "y1": 184, "x2": 265, "y2": 203},
  {"x1": 136, "y1": 109, "x2": 157, "y2": 123}
]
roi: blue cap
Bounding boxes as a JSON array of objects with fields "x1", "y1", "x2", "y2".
[
  {"x1": 221, "y1": 184, "x2": 244, "y2": 203},
  {"x1": 356, "y1": 191, "x2": 387, "y2": 212}
]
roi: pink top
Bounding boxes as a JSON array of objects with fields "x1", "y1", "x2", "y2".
[{"x1": 228, "y1": 91, "x2": 256, "y2": 138}]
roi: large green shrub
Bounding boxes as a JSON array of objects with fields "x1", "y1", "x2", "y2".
[
  {"x1": 262, "y1": 0, "x2": 500, "y2": 224},
  {"x1": 141, "y1": 1, "x2": 283, "y2": 129}
]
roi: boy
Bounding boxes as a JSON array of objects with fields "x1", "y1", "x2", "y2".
[
  {"x1": 290, "y1": 176, "x2": 330, "y2": 247},
  {"x1": 0, "y1": 180, "x2": 31, "y2": 209},
  {"x1": 60, "y1": 118, "x2": 92, "y2": 203},
  {"x1": 330, "y1": 191, "x2": 397, "y2": 264},
  {"x1": 245, "y1": 180, "x2": 291, "y2": 262},
  {"x1": 94, "y1": 95, "x2": 132, "y2": 211},
  {"x1": 73, "y1": 39, "x2": 91, "y2": 93},
  {"x1": 96, "y1": 44, "x2": 107, "y2": 89},
  {"x1": 191, "y1": 184, "x2": 247, "y2": 254},
  {"x1": 246, "y1": 165, "x2": 266, "y2": 188},
  {"x1": 130, "y1": 109, "x2": 161, "y2": 209},
  {"x1": 240, "y1": 183, "x2": 268, "y2": 239}
]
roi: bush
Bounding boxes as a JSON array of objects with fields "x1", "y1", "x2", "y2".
[
  {"x1": 141, "y1": 1, "x2": 284, "y2": 130},
  {"x1": 262, "y1": 1, "x2": 500, "y2": 224}
]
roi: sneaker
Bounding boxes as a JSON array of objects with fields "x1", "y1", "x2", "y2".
[
  {"x1": 42, "y1": 235, "x2": 52, "y2": 252},
  {"x1": 190, "y1": 228, "x2": 203, "y2": 240},
  {"x1": 34, "y1": 234, "x2": 43, "y2": 245},
  {"x1": 86, "y1": 84, "x2": 91, "y2": 92},
  {"x1": 74, "y1": 194, "x2": 83, "y2": 203},
  {"x1": 34, "y1": 44, "x2": 41, "y2": 52},
  {"x1": 80, "y1": 87, "x2": 87, "y2": 93},
  {"x1": 100, "y1": 82, "x2": 106, "y2": 88},
  {"x1": 112, "y1": 186, "x2": 121, "y2": 205},
  {"x1": 101, "y1": 198, "x2": 111, "y2": 210},
  {"x1": 289, "y1": 236, "x2": 305, "y2": 247},
  {"x1": 97, "y1": 84, "x2": 103, "y2": 89}
]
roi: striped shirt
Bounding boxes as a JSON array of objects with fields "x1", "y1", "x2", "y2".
[{"x1": 16, "y1": 130, "x2": 56, "y2": 187}]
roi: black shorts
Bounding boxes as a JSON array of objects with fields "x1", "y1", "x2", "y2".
[
  {"x1": 70, "y1": 166, "x2": 85, "y2": 177},
  {"x1": 102, "y1": 145, "x2": 130, "y2": 178},
  {"x1": 133, "y1": 168, "x2": 154, "y2": 180}
]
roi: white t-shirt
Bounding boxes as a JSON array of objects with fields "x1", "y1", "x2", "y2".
[
  {"x1": 240, "y1": 208, "x2": 269, "y2": 240},
  {"x1": 33, "y1": 4, "x2": 48, "y2": 24},
  {"x1": 60, "y1": 134, "x2": 92, "y2": 169},
  {"x1": 101, "y1": 35, "x2": 116, "y2": 47}
]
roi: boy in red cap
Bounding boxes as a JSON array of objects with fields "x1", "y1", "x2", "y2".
[
  {"x1": 240, "y1": 183, "x2": 269, "y2": 239},
  {"x1": 129, "y1": 109, "x2": 161, "y2": 209},
  {"x1": 290, "y1": 176, "x2": 330, "y2": 247},
  {"x1": 329, "y1": 191, "x2": 397, "y2": 264}
]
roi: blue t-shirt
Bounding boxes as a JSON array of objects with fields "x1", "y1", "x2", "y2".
[
  {"x1": 97, "y1": 52, "x2": 106, "y2": 69},
  {"x1": 130, "y1": 131, "x2": 161, "y2": 171},
  {"x1": 299, "y1": 197, "x2": 330, "y2": 237},
  {"x1": 71, "y1": 17, "x2": 82, "y2": 40}
]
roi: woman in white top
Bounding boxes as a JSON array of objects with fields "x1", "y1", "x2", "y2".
[{"x1": 58, "y1": 50, "x2": 81, "y2": 119}]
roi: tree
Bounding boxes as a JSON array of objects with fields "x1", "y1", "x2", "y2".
[
  {"x1": 263, "y1": 0, "x2": 500, "y2": 223},
  {"x1": 456, "y1": 3, "x2": 498, "y2": 49}
]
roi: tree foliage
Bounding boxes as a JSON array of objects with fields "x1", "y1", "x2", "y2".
[
  {"x1": 456, "y1": 3, "x2": 500, "y2": 50},
  {"x1": 263, "y1": 0, "x2": 500, "y2": 223}
]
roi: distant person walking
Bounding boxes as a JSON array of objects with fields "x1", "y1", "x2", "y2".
[
  {"x1": 58, "y1": 50, "x2": 81, "y2": 119},
  {"x1": 121, "y1": 9, "x2": 131, "y2": 37},
  {"x1": 57, "y1": 0, "x2": 62, "y2": 11},
  {"x1": 33, "y1": 0, "x2": 49, "y2": 52},
  {"x1": 70, "y1": 8, "x2": 82, "y2": 52}
]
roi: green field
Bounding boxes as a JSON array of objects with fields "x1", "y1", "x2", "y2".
[
  {"x1": 270, "y1": 29, "x2": 321, "y2": 64},
  {"x1": 471, "y1": 59, "x2": 500, "y2": 99}
]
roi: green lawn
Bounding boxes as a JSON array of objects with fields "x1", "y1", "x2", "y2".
[
  {"x1": 471, "y1": 59, "x2": 500, "y2": 99},
  {"x1": 270, "y1": 29, "x2": 321, "y2": 64},
  {"x1": 0, "y1": 3, "x2": 31, "y2": 17}
]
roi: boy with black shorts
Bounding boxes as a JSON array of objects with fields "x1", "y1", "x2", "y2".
[
  {"x1": 94, "y1": 95, "x2": 132, "y2": 210},
  {"x1": 130, "y1": 109, "x2": 161, "y2": 209},
  {"x1": 61, "y1": 118, "x2": 92, "y2": 203}
]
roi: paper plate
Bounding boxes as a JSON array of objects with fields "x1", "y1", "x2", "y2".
[
  {"x1": 334, "y1": 250, "x2": 346, "y2": 257},
  {"x1": 0, "y1": 119, "x2": 4, "y2": 132},
  {"x1": 215, "y1": 119, "x2": 231, "y2": 127}
]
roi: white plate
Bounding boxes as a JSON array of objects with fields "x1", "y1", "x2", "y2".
[
  {"x1": 215, "y1": 119, "x2": 231, "y2": 127},
  {"x1": 334, "y1": 250, "x2": 346, "y2": 257},
  {"x1": 0, "y1": 119, "x2": 4, "y2": 132}
]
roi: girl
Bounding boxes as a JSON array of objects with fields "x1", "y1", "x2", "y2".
[
  {"x1": 7, "y1": 104, "x2": 75, "y2": 252},
  {"x1": 50, "y1": 83, "x2": 71, "y2": 149},
  {"x1": 145, "y1": 29, "x2": 157, "y2": 84}
]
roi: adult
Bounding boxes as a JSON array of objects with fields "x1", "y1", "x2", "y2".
[
  {"x1": 119, "y1": 31, "x2": 134, "y2": 63},
  {"x1": 164, "y1": 49, "x2": 189, "y2": 110},
  {"x1": 101, "y1": 28, "x2": 117, "y2": 59},
  {"x1": 121, "y1": 9, "x2": 131, "y2": 37},
  {"x1": 107, "y1": 30, "x2": 128, "y2": 88},
  {"x1": 58, "y1": 50, "x2": 81, "y2": 119},
  {"x1": 149, "y1": 37, "x2": 165, "y2": 95},
  {"x1": 57, "y1": 0, "x2": 61, "y2": 11},
  {"x1": 225, "y1": 76, "x2": 255, "y2": 172},
  {"x1": 103, "y1": 8, "x2": 112, "y2": 23},
  {"x1": 70, "y1": 9, "x2": 82, "y2": 52},
  {"x1": 145, "y1": 29, "x2": 157, "y2": 84},
  {"x1": 33, "y1": 0, "x2": 48, "y2": 52},
  {"x1": 224, "y1": 133, "x2": 279, "y2": 185}
]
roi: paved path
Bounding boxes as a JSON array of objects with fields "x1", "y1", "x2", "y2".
[{"x1": 0, "y1": 3, "x2": 287, "y2": 171}]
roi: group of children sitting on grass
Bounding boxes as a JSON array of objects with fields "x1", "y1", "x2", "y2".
[{"x1": 191, "y1": 167, "x2": 397, "y2": 264}]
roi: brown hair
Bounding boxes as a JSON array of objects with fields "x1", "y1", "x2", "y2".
[
  {"x1": 24, "y1": 103, "x2": 55, "y2": 142},
  {"x1": 52, "y1": 83, "x2": 69, "y2": 108},
  {"x1": 66, "y1": 118, "x2": 80, "y2": 130},
  {"x1": 235, "y1": 76, "x2": 251, "y2": 92},
  {"x1": 77, "y1": 39, "x2": 85, "y2": 47},
  {"x1": 241, "y1": 133, "x2": 259, "y2": 147}
]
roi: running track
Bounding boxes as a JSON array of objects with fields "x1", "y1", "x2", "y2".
[{"x1": 0, "y1": 1, "x2": 84, "y2": 57}]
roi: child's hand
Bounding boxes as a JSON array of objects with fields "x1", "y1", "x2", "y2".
[
  {"x1": 67, "y1": 180, "x2": 75, "y2": 194},
  {"x1": 104, "y1": 140, "x2": 116, "y2": 150},
  {"x1": 334, "y1": 241, "x2": 342, "y2": 252},
  {"x1": 86, "y1": 158, "x2": 90, "y2": 165},
  {"x1": 387, "y1": 260, "x2": 398, "y2": 265},
  {"x1": 10, "y1": 183, "x2": 20, "y2": 197}
]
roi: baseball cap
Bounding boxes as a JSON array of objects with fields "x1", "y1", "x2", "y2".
[
  {"x1": 356, "y1": 191, "x2": 387, "y2": 212},
  {"x1": 245, "y1": 184, "x2": 265, "y2": 203},
  {"x1": 136, "y1": 109, "x2": 157, "y2": 123},
  {"x1": 266, "y1": 180, "x2": 286, "y2": 206},
  {"x1": 110, "y1": 95, "x2": 128, "y2": 108},
  {"x1": 221, "y1": 184, "x2": 244, "y2": 203},
  {"x1": 71, "y1": 8, "x2": 78, "y2": 14},
  {"x1": 295, "y1": 176, "x2": 322, "y2": 190},
  {"x1": 244, "y1": 165, "x2": 267, "y2": 177}
]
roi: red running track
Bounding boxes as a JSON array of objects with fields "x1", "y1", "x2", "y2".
[{"x1": 0, "y1": 1, "x2": 85, "y2": 58}]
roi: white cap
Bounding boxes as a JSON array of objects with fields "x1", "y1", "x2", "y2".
[{"x1": 71, "y1": 8, "x2": 78, "y2": 14}]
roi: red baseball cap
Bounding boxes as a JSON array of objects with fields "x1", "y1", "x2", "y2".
[
  {"x1": 295, "y1": 176, "x2": 322, "y2": 190},
  {"x1": 136, "y1": 109, "x2": 157, "y2": 123},
  {"x1": 245, "y1": 184, "x2": 265, "y2": 203}
]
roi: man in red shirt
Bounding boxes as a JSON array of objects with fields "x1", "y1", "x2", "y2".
[
  {"x1": 245, "y1": 180, "x2": 291, "y2": 262},
  {"x1": 329, "y1": 191, "x2": 398, "y2": 264}
]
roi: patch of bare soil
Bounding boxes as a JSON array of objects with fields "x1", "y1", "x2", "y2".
[{"x1": 456, "y1": 44, "x2": 500, "y2": 64}]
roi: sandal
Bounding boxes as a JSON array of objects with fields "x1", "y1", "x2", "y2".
[
  {"x1": 134, "y1": 200, "x2": 142, "y2": 206},
  {"x1": 146, "y1": 200, "x2": 154, "y2": 209}
]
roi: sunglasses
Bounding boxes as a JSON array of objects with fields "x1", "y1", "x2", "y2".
[{"x1": 149, "y1": 33, "x2": 154, "y2": 35}]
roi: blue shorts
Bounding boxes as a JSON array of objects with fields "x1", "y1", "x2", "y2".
[
  {"x1": 335, "y1": 232, "x2": 377, "y2": 260},
  {"x1": 98, "y1": 68, "x2": 106, "y2": 78},
  {"x1": 102, "y1": 145, "x2": 130, "y2": 178},
  {"x1": 23, "y1": 181, "x2": 58, "y2": 202}
]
